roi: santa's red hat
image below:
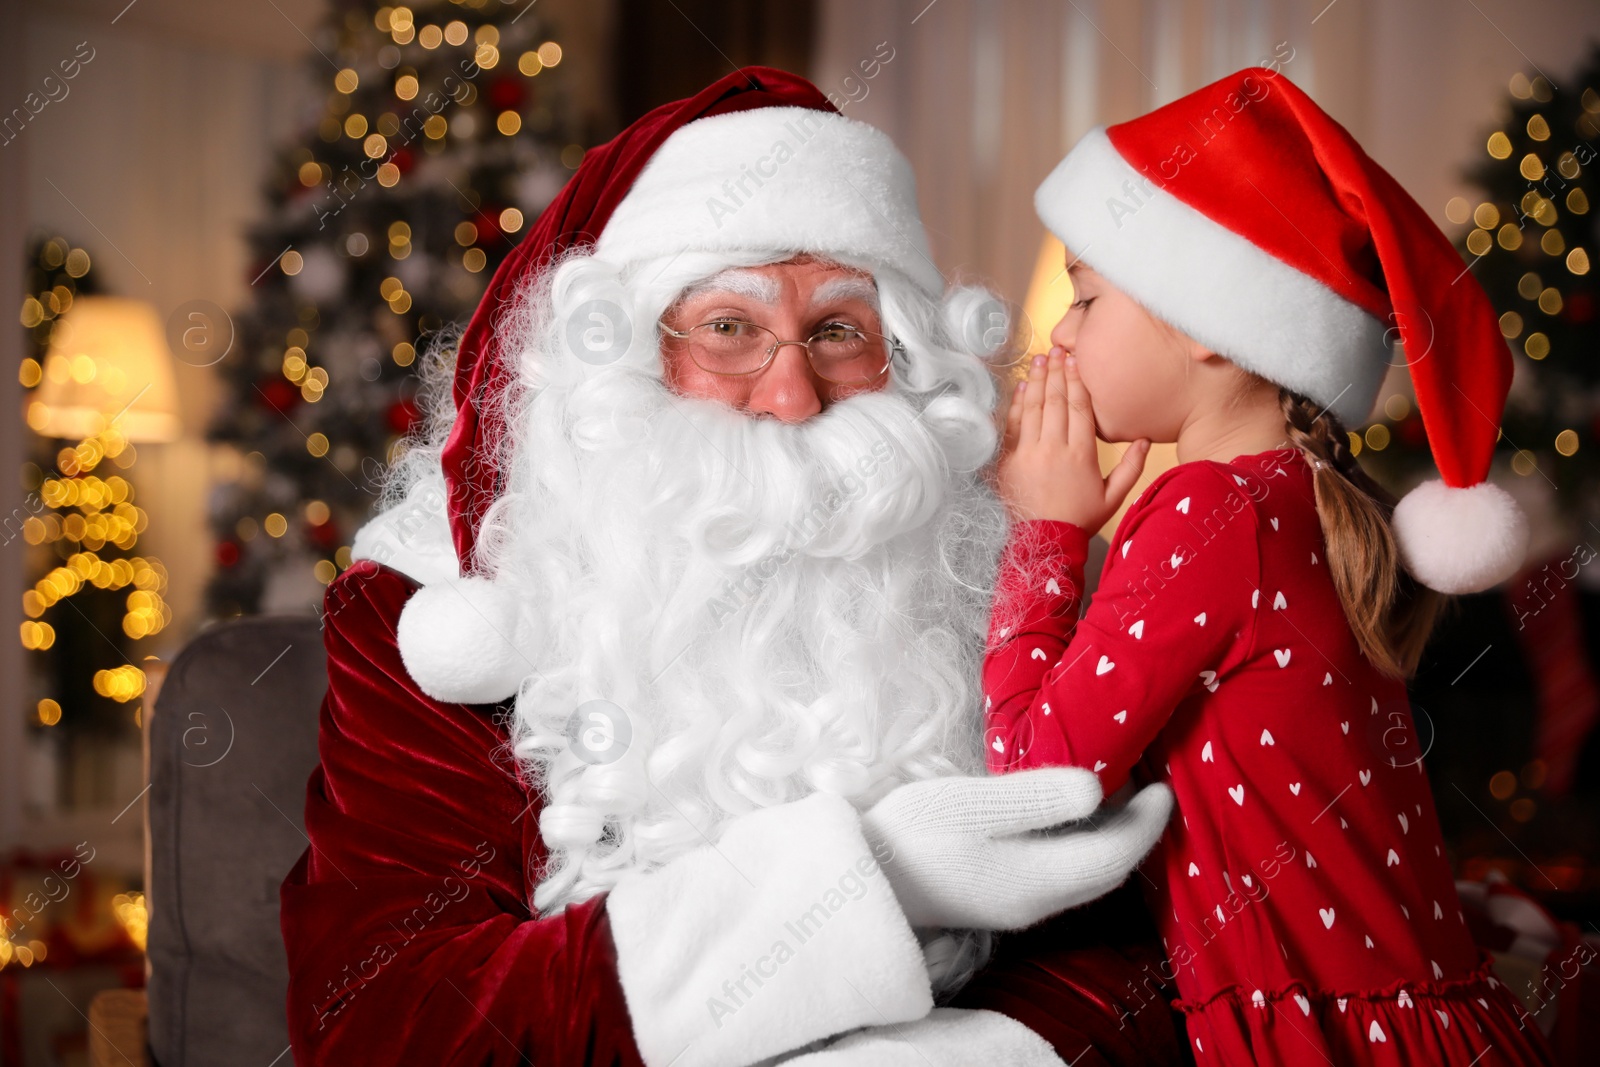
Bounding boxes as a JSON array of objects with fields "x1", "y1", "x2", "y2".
[
  {"x1": 391, "y1": 68, "x2": 939, "y2": 703},
  {"x1": 1034, "y1": 67, "x2": 1529, "y2": 595}
]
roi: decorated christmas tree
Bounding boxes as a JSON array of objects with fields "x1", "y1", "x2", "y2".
[
  {"x1": 1371, "y1": 52, "x2": 1600, "y2": 895},
  {"x1": 206, "y1": 0, "x2": 579, "y2": 617},
  {"x1": 1367, "y1": 51, "x2": 1599, "y2": 519},
  {"x1": 15, "y1": 235, "x2": 171, "y2": 804}
]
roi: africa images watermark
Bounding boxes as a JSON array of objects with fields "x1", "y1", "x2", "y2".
[
  {"x1": 704, "y1": 41, "x2": 897, "y2": 230},
  {"x1": 703, "y1": 841, "x2": 894, "y2": 1030},
  {"x1": 314, "y1": 839, "x2": 496, "y2": 1030},
  {"x1": 1101, "y1": 41, "x2": 1295, "y2": 230}
]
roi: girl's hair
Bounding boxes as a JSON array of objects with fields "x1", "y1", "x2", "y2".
[{"x1": 1276, "y1": 387, "x2": 1454, "y2": 679}]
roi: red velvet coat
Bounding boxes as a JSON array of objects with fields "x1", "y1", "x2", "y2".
[{"x1": 280, "y1": 560, "x2": 1188, "y2": 1066}]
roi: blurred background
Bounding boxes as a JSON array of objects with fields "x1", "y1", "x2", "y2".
[{"x1": 2, "y1": 0, "x2": 1599, "y2": 1063}]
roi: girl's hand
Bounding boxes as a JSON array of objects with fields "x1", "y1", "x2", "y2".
[{"x1": 996, "y1": 347, "x2": 1151, "y2": 529}]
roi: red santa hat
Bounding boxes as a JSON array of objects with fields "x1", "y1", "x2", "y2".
[
  {"x1": 1033, "y1": 67, "x2": 1529, "y2": 595},
  {"x1": 398, "y1": 68, "x2": 939, "y2": 704}
]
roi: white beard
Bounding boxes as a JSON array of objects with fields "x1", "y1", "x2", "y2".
[{"x1": 461, "y1": 255, "x2": 1013, "y2": 917}]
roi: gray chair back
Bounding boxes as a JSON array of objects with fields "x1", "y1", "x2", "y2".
[{"x1": 145, "y1": 615, "x2": 326, "y2": 1067}]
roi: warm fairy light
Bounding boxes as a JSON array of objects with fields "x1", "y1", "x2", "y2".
[
  {"x1": 376, "y1": 163, "x2": 401, "y2": 187},
  {"x1": 281, "y1": 250, "x2": 304, "y2": 276},
  {"x1": 475, "y1": 43, "x2": 499, "y2": 69},
  {"x1": 305, "y1": 500, "x2": 331, "y2": 525},
  {"x1": 1363, "y1": 424, "x2": 1390, "y2": 451},
  {"x1": 537, "y1": 42, "x2": 563, "y2": 67},
  {"x1": 20, "y1": 621, "x2": 56, "y2": 650},
  {"x1": 418, "y1": 24, "x2": 442, "y2": 49},
  {"x1": 1497, "y1": 224, "x2": 1523, "y2": 251},
  {"x1": 424, "y1": 114, "x2": 448, "y2": 139},
  {"x1": 444, "y1": 20, "x2": 468, "y2": 46},
  {"x1": 1486, "y1": 132, "x2": 1512, "y2": 159},
  {"x1": 1570, "y1": 188, "x2": 1591, "y2": 214},
  {"x1": 475, "y1": 24, "x2": 500, "y2": 46},
  {"x1": 518, "y1": 51, "x2": 543, "y2": 76},
  {"x1": 1524, "y1": 332, "x2": 1550, "y2": 359},
  {"x1": 1383, "y1": 394, "x2": 1410, "y2": 421},
  {"x1": 392, "y1": 342, "x2": 415, "y2": 366},
  {"x1": 307, "y1": 433, "x2": 330, "y2": 458},
  {"x1": 335, "y1": 68, "x2": 359, "y2": 93},
  {"x1": 113, "y1": 892, "x2": 148, "y2": 951},
  {"x1": 1538, "y1": 288, "x2": 1563, "y2": 315},
  {"x1": 497, "y1": 110, "x2": 522, "y2": 136},
  {"x1": 1567, "y1": 248, "x2": 1590, "y2": 275},
  {"x1": 364, "y1": 134, "x2": 388, "y2": 159},
  {"x1": 1472, "y1": 203, "x2": 1500, "y2": 228},
  {"x1": 265, "y1": 512, "x2": 288, "y2": 538},
  {"x1": 453, "y1": 221, "x2": 477, "y2": 246},
  {"x1": 1526, "y1": 114, "x2": 1550, "y2": 140},
  {"x1": 395, "y1": 74, "x2": 419, "y2": 100},
  {"x1": 344, "y1": 114, "x2": 369, "y2": 139},
  {"x1": 94, "y1": 664, "x2": 147, "y2": 702},
  {"x1": 1511, "y1": 449, "x2": 1539, "y2": 476},
  {"x1": 1517, "y1": 272, "x2": 1543, "y2": 299},
  {"x1": 1520, "y1": 153, "x2": 1545, "y2": 181},
  {"x1": 499, "y1": 207, "x2": 524, "y2": 232},
  {"x1": 1489, "y1": 770, "x2": 1517, "y2": 800},
  {"x1": 462, "y1": 248, "x2": 487, "y2": 273},
  {"x1": 1466, "y1": 229, "x2": 1492, "y2": 256},
  {"x1": 1555, "y1": 430, "x2": 1580, "y2": 457},
  {"x1": 36, "y1": 699, "x2": 62, "y2": 726},
  {"x1": 1499, "y1": 311, "x2": 1523, "y2": 337},
  {"x1": 314, "y1": 560, "x2": 338, "y2": 585}
]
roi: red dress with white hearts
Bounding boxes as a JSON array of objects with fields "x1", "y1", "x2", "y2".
[{"x1": 983, "y1": 447, "x2": 1554, "y2": 1066}]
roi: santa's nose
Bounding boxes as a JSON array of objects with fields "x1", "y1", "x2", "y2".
[{"x1": 744, "y1": 342, "x2": 825, "y2": 423}]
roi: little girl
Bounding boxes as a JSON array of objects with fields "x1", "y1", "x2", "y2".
[{"x1": 984, "y1": 68, "x2": 1552, "y2": 1065}]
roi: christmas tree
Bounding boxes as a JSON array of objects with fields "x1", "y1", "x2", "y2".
[
  {"x1": 1366, "y1": 51, "x2": 1599, "y2": 518},
  {"x1": 16, "y1": 235, "x2": 169, "y2": 797},
  {"x1": 206, "y1": 0, "x2": 579, "y2": 617},
  {"x1": 1370, "y1": 53, "x2": 1600, "y2": 895}
]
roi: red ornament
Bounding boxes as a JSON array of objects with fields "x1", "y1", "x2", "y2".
[
  {"x1": 256, "y1": 376, "x2": 302, "y2": 414},
  {"x1": 391, "y1": 147, "x2": 415, "y2": 174},
  {"x1": 387, "y1": 397, "x2": 421, "y2": 435},
  {"x1": 472, "y1": 207, "x2": 502, "y2": 244},
  {"x1": 307, "y1": 519, "x2": 341, "y2": 550},
  {"x1": 488, "y1": 76, "x2": 524, "y2": 112},
  {"x1": 1398, "y1": 414, "x2": 1427, "y2": 449},
  {"x1": 216, "y1": 540, "x2": 240, "y2": 567},
  {"x1": 1564, "y1": 292, "x2": 1593, "y2": 324}
]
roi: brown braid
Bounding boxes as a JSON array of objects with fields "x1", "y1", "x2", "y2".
[{"x1": 1278, "y1": 388, "x2": 1451, "y2": 679}]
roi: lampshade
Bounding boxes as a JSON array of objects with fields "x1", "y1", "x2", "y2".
[
  {"x1": 1021, "y1": 231, "x2": 1177, "y2": 541},
  {"x1": 27, "y1": 296, "x2": 182, "y2": 443}
]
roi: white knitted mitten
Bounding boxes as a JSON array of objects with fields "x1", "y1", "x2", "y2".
[
  {"x1": 859, "y1": 766, "x2": 1172, "y2": 930},
  {"x1": 774, "y1": 1007, "x2": 1067, "y2": 1066}
]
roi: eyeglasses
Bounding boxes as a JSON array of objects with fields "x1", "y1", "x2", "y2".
[{"x1": 659, "y1": 319, "x2": 904, "y2": 385}]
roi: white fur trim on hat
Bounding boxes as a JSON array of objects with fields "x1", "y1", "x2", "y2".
[
  {"x1": 596, "y1": 106, "x2": 943, "y2": 295},
  {"x1": 395, "y1": 576, "x2": 530, "y2": 704},
  {"x1": 1034, "y1": 126, "x2": 1390, "y2": 428},
  {"x1": 1392, "y1": 478, "x2": 1530, "y2": 594}
]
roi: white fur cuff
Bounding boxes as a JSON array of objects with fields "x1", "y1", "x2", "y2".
[
  {"x1": 606, "y1": 792, "x2": 933, "y2": 1067},
  {"x1": 777, "y1": 1007, "x2": 1068, "y2": 1066}
]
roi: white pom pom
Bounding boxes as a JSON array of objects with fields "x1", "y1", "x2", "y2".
[
  {"x1": 1392, "y1": 478, "x2": 1529, "y2": 594},
  {"x1": 396, "y1": 576, "x2": 529, "y2": 703}
]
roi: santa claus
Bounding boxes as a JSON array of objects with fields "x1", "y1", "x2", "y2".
[{"x1": 281, "y1": 68, "x2": 1176, "y2": 1066}]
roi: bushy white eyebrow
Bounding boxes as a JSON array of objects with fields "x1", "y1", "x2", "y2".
[
  {"x1": 810, "y1": 276, "x2": 879, "y2": 312},
  {"x1": 679, "y1": 269, "x2": 781, "y2": 306}
]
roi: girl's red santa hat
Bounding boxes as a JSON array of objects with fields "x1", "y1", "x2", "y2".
[
  {"x1": 383, "y1": 67, "x2": 941, "y2": 704},
  {"x1": 1033, "y1": 67, "x2": 1529, "y2": 596}
]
